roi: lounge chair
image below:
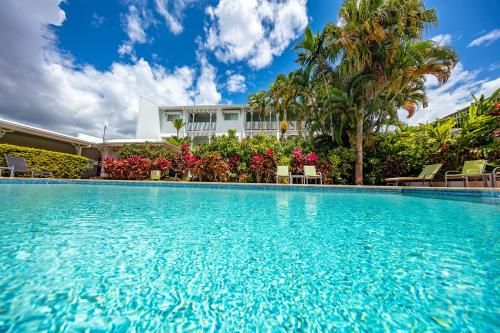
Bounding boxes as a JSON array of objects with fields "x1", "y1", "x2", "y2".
[
  {"x1": 385, "y1": 163, "x2": 442, "y2": 186},
  {"x1": 276, "y1": 165, "x2": 290, "y2": 184},
  {"x1": 445, "y1": 160, "x2": 488, "y2": 187},
  {"x1": 304, "y1": 165, "x2": 322, "y2": 184},
  {"x1": 4, "y1": 154, "x2": 53, "y2": 178}
]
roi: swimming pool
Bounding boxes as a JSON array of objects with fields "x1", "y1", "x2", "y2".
[{"x1": 0, "y1": 182, "x2": 498, "y2": 331}]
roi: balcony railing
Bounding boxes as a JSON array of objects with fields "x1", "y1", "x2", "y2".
[
  {"x1": 245, "y1": 121, "x2": 277, "y2": 131},
  {"x1": 245, "y1": 121, "x2": 305, "y2": 131},
  {"x1": 187, "y1": 122, "x2": 216, "y2": 132}
]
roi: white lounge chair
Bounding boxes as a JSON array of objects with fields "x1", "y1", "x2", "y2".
[{"x1": 304, "y1": 165, "x2": 322, "y2": 184}]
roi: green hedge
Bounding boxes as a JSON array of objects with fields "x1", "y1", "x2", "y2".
[{"x1": 0, "y1": 144, "x2": 88, "y2": 178}]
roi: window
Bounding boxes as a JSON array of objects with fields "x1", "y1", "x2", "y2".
[
  {"x1": 166, "y1": 113, "x2": 181, "y2": 121},
  {"x1": 224, "y1": 112, "x2": 239, "y2": 121},
  {"x1": 193, "y1": 113, "x2": 213, "y2": 122}
]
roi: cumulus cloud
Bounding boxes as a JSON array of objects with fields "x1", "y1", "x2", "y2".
[
  {"x1": 400, "y1": 63, "x2": 500, "y2": 125},
  {"x1": 0, "y1": 0, "x2": 221, "y2": 138},
  {"x1": 118, "y1": 4, "x2": 154, "y2": 59},
  {"x1": 431, "y1": 33, "x2": 452, "y2": 46},
  {"x1": 468, "y1": 28, "x2": 500, "y2": 47},
  {"x1": 154, "y1": 0, "x2": 195, "y2": 35},
  {"x1": 226, "y1": 73, "x2": 247, "y2": 93},
  {"x1": 205, "y1": 0, "x2": 308, "y2": 69},
  {"x1": 194, "y1": 55, "x2": 222, "y2": 105}
]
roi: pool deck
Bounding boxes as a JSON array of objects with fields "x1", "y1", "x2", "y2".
[{"x1": 1, "y1": 177, "x2": 499, "y2": 204}]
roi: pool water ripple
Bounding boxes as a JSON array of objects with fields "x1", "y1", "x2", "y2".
[{"x1": 0, "y1": 184, "x2": 498, "y2": 331}]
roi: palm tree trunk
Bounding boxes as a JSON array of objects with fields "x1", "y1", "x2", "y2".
[{"x1": 355, "y1": 112, "x2": 364, "y2": 185}]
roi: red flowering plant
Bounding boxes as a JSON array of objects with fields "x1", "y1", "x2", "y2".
[
  {"x1": 291, "y1": 148, "x2": 305, "y2": 174},
  {"x1": 262, "y1": 149, "x2": 277, "y2": 182},
  {"x1": 315, "y1": 158, "x2": 334, "y2": 184},
  {"x1": 305, "y1": 152, "x2": 319, "y2": 166},
  {"x1": 152, "y1": 157, "x2": 172, "y2": 171},
  {"x1": 190, "y1": 158, "x2": 205, "y2": 181},
  {"x1": 249, "y1": 153, "x2": 266, "y2": 182},
  {"x1": 126, "y1": 156, "x2": 153, "y2": 180},
  {"x1": 228, "y1": 155, "x2": 240, "y2": 174},
  {"x1": 203, "y1": 152, "x2": 230, "y2": 182},
  {"x1": 103, "y1": 156, "x2": 155, "y2": 180},
  {"x1": 103, "y1": 158, "x2": 127, "y2": 179},
  {"x1": 249, "y1": 149, "x2": 277, "y2": 183},
  {"x1": 172, "y1": 143, "x2": 199, "y2": 179}
]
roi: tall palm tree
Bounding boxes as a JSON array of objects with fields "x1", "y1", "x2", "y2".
[
  {"x1": 319, "y1": 0, "x2": 457, "y2": 184},
  {"x1": 249, "y1": 90, "x2": 272, "y2": 130},
  {"x1": 171, "y1": 118, "x2": 186, "y2": 137}
]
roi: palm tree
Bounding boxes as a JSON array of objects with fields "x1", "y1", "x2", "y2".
[
  {"x1": 171, "y1": 118, "x2": 186, "y2": 137},
  {"x1": 318, "y1": 0, "x2": 457, "y2": 184},
  {"x1": 249, "y1": 90, "x2": 272, "y2": 130}
]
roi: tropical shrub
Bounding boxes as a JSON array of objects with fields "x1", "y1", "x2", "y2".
[
  {"x1": 200, "y1": 152, "x2": 230, "y2": 182},
  {"x1": 249, "y1": 149, "x2": 277, "y2": 183},
  {"x1": 240, "y1": 134, "x2": 283, "y2": 163},
  {"x1": 326, "y1": 147, "x2": 356, "y2": 184},
  {"x1": 118, "y1": 143, "x2": 176, "y2": 159},
  {"x1": 290, "y1": 148, "x2": 318, "y2": 174},
  {"x1": 103, "y1": 156, "x2": 171, "y2": 180},
  {"x1": 290, "y1": 148, "x2": 305, "y2": 175},
  {"x1": 362, "y1": 91, "x2": 499, "y2": 184},
  {"x1": 195, "y1": 130, "x2": 241, "y2": 159},
  {"x1": 165, "y1": 136, "x2": 191, "y2": 146},
  {"x1": 172, "y1": 143, "x2": 198, "y2": 179},
  {"x1": 249, "y1": 153, "x2": 265, "y2": 183},
  {"x1": 0, "y1": 143, "x2": 88, "y2": 178}
]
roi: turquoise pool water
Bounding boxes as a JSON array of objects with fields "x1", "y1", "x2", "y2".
[{"x1": 0, "y1": 184, "x2": 498, "y2": 331}]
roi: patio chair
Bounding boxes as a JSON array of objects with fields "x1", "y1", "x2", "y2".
[
  {"x1": 304, "y1": 165, "x2": 322, "y2": 184},
  {"x1": 276, "y1": 165, "x2": 290, "y2": 184},
  {"x1": 445, "y1": 160, "x2": 488, "y2": 187},
  {"x1": 385, "y1": 163, "x2": 442, "y2": 186},
  {"x1": 4, "y1": 154, "x2": 53, "y2": 178}
]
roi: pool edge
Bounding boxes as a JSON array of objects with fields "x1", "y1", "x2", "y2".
[{"x1": 1, "y1": 178, "x2": 499, "y2": 205}]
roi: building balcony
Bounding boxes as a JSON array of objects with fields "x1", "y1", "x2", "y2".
[
  {"x1": 187, "y1": 122, "x2": 216, "y2": 132},
  {"x1": 245, "y1": 121, "x2": 278, "y2": 131}
]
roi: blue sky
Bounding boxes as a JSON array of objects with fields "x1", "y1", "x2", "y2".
[{"x1": 0, "y1": 0, "x2": 498, "y2": 138}]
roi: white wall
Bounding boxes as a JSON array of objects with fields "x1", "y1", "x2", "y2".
[
  {"x1": 136, "y1": 97, "x2": 161, "y2": 140},
  {"x1": 216, "y1": 109, "x2": 244, "y2": 136},
  {"x1": 160, "y1": 110, "x2": 185, "y2": 137}
]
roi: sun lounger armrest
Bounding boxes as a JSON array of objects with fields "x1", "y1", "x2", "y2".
[
  {"x1": 445, "y1": 170, "x2": 460, "y2": 176},
  {"x1": 493, "y1": 167, "x2": 500, "y2": 174}
]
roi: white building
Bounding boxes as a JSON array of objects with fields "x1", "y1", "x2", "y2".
[{"x1": 136, "y1": 97, "x2": 305, "y2": 145}]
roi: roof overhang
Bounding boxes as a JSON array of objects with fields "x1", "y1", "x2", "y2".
[{"x1": 0, "y1": 118, "x2": 94, "y2": 147}]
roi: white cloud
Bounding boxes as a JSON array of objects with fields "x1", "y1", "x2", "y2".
[
  {"x1": 205, "y1": 0, "x2": 308, "y2": 69},
  {"x1": 431, "y1": 34, "x2": 451, "y2": 46},
  {"x1": 125, "y1": 5, "x2": 148, "y2": 43},
  {"x1": 0, "y1": 0, "x2": 221, "y2": 138},
  {"x1": 468, "y1": 28, "x2": 500, "y2": 47},
  {"x1": 91, "y1": 13, "x2": 105, "y2": 28},
  {"x1": 118, "y1": 4, "x2": 154, "y2": 59},
  {"x1": 154, "y1": 0, "x2": 194, "y2": 35},
  {"x1": 194, "y1": 55, "x2": 222, "y2": 105},
  {"x1": 489, "y1": 63, "x2": 500, "y2": 71},
  {"x1": 400, "y1": 63, "x2": 500, "y2": 125},
  {"x1": 226, "y1": 74, "x2": 247, "y2": 93}
]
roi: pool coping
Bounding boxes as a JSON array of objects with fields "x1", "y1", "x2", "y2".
[{"x1": 1, "y1": 177, "x2": 499, "y2": 205}]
